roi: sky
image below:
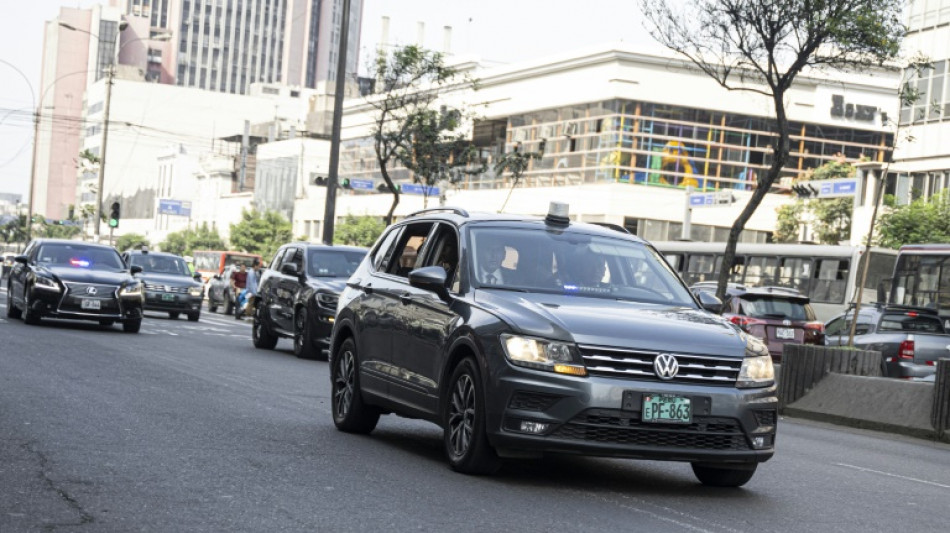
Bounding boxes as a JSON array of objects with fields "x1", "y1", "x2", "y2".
[{"x1": 0, "y1": 0, "x2": 654, "y2": 200}]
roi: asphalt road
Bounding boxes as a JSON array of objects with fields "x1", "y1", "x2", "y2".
[{"x1": 2, "y1": 284, "x2": 949, "y2": 533}]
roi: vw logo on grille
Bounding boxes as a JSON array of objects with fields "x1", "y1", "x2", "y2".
[
  {"x1": 165, "y1": 285, "x2": 172, "y2": 292},
  {"x1": 653, "y1": 353, "x2": 679, "y2": 380},
  {"x1": 85, "y1": 287, "x2": 98, "y2": 295}
]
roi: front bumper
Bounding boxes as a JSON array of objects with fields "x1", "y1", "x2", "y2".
[
  {"x1": 143, "y1": 290, "x2": 202, "y2": 313},
  {"x1": 30, "y1": 286, "x2": 143, "y2": 322},
  {"x1": 485, "y1": 363, "x2": 777, "y2": 464},
  {"x1": 310, "y1": 306, "x2": 336, "y2": 349}
]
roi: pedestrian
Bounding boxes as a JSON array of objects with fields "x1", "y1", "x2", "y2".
[
  {"x1": 230, "y1": 263, "x2": 248, "y2": 317},
  {"x1": 236, "y1": 261, "x2": 261, "y2": 320}
]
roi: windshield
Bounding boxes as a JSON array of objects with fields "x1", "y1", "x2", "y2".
[
  {"x1": 35, "y1": 243, "x2": 125, "y2": 271},
  {"x1": 129, "y1": 254, "x2": 191, "y2": 276},
  {"x1": 879, "y1": 313, "x2": 945, "y2": 333},
  {"x1": 469, "y1": 227, "x2": 695, "y2": 306},
  {"x1": 308, "y1": 249, "x2": 364, "y2": 277}
]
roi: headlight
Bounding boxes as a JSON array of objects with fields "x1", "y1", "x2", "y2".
[
  {"x1": 500, "y1": 334, "x2": 587, "y2": 376},
  {"x1": 120, "y1": 282, "x2": 143, "y2": 296},
  {"x1": 189, "y1": 287, "x2": 203, "y2": 297},
  {"x1": 315, "y1": 292, "x2": 339, "y2": 310},
  {"x1": 738, "y1": 337, "x2": 774, "y2": 388},
  {"x1": 33, "y1": 275, "x2": 61, "y2": 292}
]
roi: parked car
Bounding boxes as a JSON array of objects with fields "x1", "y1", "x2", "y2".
[
  {"x1": 824, "y1": 305, "x2": 949, "y2": 379},
  {"x1": 2, "y1": 252, "x2": 16, "y2": 279},
  {"x1": 5, "y1": 239, "x2": 144, "y2": 332},
  {"x1": 252, "y1": 242, "x2": 367, "y2": 359},
  {"x1": 689, "y1": 283, "x2": 825, "y2": 363},
  {"x1": 122, "y1": 248, "x2": 204, "y2": 321},
  {"x1": 328, "y1": 204, "x2": 777, "y2": 487}
]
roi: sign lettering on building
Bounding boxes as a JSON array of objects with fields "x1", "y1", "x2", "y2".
[{"x1": 830, "y1": 94, "x2": 877, "y2": 122}]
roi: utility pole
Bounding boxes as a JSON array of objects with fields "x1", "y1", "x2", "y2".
[
  {"x1": 321, "y1": 0, "x2": 352, "y2": 245},
  {"x1": 94, "y1": 63, "x2": 115, "y2": 242}
]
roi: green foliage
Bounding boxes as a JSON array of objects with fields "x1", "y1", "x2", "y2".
[
  {"x1": 115, "y1": 233, "x2": 150, "y2": 252},
  {"x1": 228, "y1": 209, "x2": 292, "y2": 260},
  {"x1": 161, "y1": 223, "x2": 225, "y2": 256},
  {"x1": 877, "y1": 192, "x2": 950, "y2": 248},
  {"x1": 773, "y1": 203, "x2": 804, "y2": 243},
  {"x1": 0, "y1": 214, "x2": 28, "y2": 245},
  {"x1": 31, "y1": 215, "x2": 81, "y2": 240},
  {"x1": 777, "y1": 162, "x2": 856, "y2": 245},
  {"x1": 369, "y1": 44, "x2": 478, "y2": 223},
  {"x1": 334, "y1": 214, "x2": 385, "y2": 247}
]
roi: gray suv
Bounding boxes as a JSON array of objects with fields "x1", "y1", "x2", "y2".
[{"x1": 330, "y1": 205, "x2": 777, "y2": 487}]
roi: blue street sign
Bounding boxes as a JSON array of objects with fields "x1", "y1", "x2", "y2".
[
  {"x1": 688, "y1": 193, "x2": 717, "y2": 207},
  {"x1": 401, "y1": 183, "x2": 439, "y2": 196},
  {"x1": 817, "y1": 179, "x2": 858, "y2": 198},
  {"x1": 158, "y1": 199, "x2": 192, "y2": 217},
  {"x1": 349, "y1": 178, "x2": 376, "y2": 191}
]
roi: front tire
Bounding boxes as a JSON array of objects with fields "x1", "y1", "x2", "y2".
[
  {"x1": 187, "y1": 312, "x2": 200, "y2": 322},
  {"x1": 224, "y1": 292, "x2": 234, "y2": 315},
  {"x1": 331, "y1": 338, "x2": 380, "y2": 433},
  {"x1": 122, "y1": 319, "x2": 142, "y2": 333},
  {"x1": 252, "y1": 307, "x2": 278, "y2": 349},
  {"x1": 443, "y1": 357, "x2": 500, "y2": 475},
  {"x1": 22, "y1": 287, "x2": 41, "y2": 325},
  {"x1": 99, "y1": 319, "x2": 115, "y2": 327},
  {"x1": 208, "y1": 296, "x2": 218, "y2": 313},
  {"x1": 293, "y1": 307, "x2": 320, "y2": 360},
  {"x1": 6, "y1": 283, "x2": 21, "y2": 319},
  {"x1": 691, "y1": 463, "x2": 757, "y2": 487},
  {"x1": 168, "y1": 311, "x2": 180, "y2": 319}
]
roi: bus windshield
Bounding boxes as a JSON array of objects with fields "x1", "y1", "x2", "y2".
[{"x1": 891, "y1": 251, "x2": 950, "y2": 318}]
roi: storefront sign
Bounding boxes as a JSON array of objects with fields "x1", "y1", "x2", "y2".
[{"x1": 830, "y1": 95, "x2": 877, "y2": 122}]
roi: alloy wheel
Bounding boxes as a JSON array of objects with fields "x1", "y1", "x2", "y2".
[
  {"x1": 294, "y1": 309, "x2": 306, "y2": 353},
  {"x1": 448, "y1": 374, "x2": 476, "y2": 459},
  {"x1": 334, "y1": 349, "x2": 355, "y2": 419}
]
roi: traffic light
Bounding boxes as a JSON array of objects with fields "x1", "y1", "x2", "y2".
[
  {"x1": 791, "y1": 183, "x2": 819, "y2": 199},
  {"x1": 341, "y1": 178, "x2": 351, "y2": 189},
  {"x1": 108, "y1": 202, "x2": 120, "y2": 228}
]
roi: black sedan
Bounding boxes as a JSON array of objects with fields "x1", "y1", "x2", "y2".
[
  {"x1": 6, "y1": 239, "x2": 144, "y2": 332},
  {"x1": 253, "y1": 243, "x2": 366, "y2": 359},
  {"x1": 122, "y1": 249, "x2": 204, "y2": 321}
]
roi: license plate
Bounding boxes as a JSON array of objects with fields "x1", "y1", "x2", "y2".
[
  {"x1": 642, "y1": 394, "x2": 691, "y2": 424},
  {"x1": 162, "y1": 293, "x2": 175, "y2": 302},
  {"x1": 81, "y1": 299, "x2": 101, "y2": 310},
  {"x1": 776, "y1": 327, "x2": 796, "y2": 339}
]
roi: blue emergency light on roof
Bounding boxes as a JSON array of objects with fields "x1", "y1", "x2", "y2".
[{"x1": 545, "y1": 201, "x2": 570, "y2": 226}]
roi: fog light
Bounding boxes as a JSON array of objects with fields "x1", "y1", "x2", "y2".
[
  {"x1": 519, "y1": 421, "x2": 549, "y2": 434},
  {"x1": 553, "y1": 364, "x2": 587, "y2": 376},
  {"x1": 752, "y1": 435, "x2": 773, "y2": 449}
]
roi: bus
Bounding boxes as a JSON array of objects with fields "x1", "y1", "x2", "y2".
[
  {"x1": 192, "y1": 250, "x2": 263, "y2": 284},
  {"x1": 888, "y1": 244, "x2": 950, "y2": 329},
  {"x1": 651, "y1": 241, "x2": 897, "y2": 321}
]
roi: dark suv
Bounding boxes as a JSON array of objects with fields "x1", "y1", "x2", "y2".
[
  {"x1": 252, "y1": 242, "x2": 367, "y2": 359},
  {"x1": 329, "y1": 205, "x2": 778, "y2": 487},
  {"x1": 690, "y1": 283, "x2": 824, "y2": 363},
  {"x1": 122, "y1": 249, "x2": 204, "y2": 321}
]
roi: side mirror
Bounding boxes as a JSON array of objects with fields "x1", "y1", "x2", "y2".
[
  {"x1": 130, "y1": 265, "x2": 143, "y2": 275},
  {"x1": 280, "y1": 263, "x2": 299, "y2": 276},
  {"x1": 408, "y1": 266, "x2": 450, "y2": 301},
  {"x1": 697, "y1": 291, "x2": 723, "y2": 314},
  {"x1": 14, "y1": 255, "x2": 28, "y2": 265}
]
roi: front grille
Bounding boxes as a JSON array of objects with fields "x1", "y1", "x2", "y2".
[
  {"x1": 63, "y1": 282, "x2": 118, "y2": 298},
  {"x1": 145, "y1": 283, "x2": 190, "y2": 294},
  {"x1": 508, "y1": 391, "x2": 563, "y2": 411},
  {"x1": 579, "y1": 345, "x2": 741, "y2": 386},
  {"x1": 551, "y1": 409, "x2": 750, "y2": 451}
]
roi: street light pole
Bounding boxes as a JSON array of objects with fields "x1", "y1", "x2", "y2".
[
  {"x1": 321, "y1": 0, "x2": 352, "y2": 245},
  {"x1": 94, "y1": 64, "x2": 115, "y2": 242}
]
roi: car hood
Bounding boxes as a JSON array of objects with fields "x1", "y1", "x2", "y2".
[
  {"x1": 137, "y1": 272, "x2": 201, "y2": 287},
  {"x1": 306, "y1": 278, "x2": 347, "y2": 293},
  {"x1": 475, "y1": 290, "x2": 747, "y2": 357},
  {"x1": 41, "y1": 266, "x2": 133, "y2": 286}
]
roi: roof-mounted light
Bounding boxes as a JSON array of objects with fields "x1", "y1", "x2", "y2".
[{"x1": 545, "y1": 201, "x2": 570, "y2": 226}]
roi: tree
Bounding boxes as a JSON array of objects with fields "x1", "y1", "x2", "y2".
[
  {"x1": 334, "y1": 214, "x2": 386, "y2": 247},
  {"x1": 0, "y1": 214, "x2": 28, "y2": 248},
  {"x1": 641, "y1": 0, "x2": 904, "y2": 300},
  {"x1": 34, "y1": 217, "x2": 80, "y2": 240},
  {"x1": 115, "y1": 233, "x2": 150, "y2": 252},
  {"x1": 773, "y1": 203, "x2": 804, "y2": 243},
  {"x1": 494, "y1": 142, "x2": 546, "y2": 213},
  {"x1": 396, "y1": 107, "x2": 484, "y2": 208},
  {"x1": 229, "y1": 209, "x2": 292, "y2": 260},
  {"x1": 161, "y1": 223, "x2": 225, "y2": 256},
  {"x1": 368, "y1": 45, "x2": 477, "y2": 223},
  {"x1": 876, "y1": 192, "x2": 950, "y2": 248}
]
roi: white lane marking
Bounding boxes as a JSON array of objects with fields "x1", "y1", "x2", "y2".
[
  {"x1": 835, "y1": 463, "x2": 950, "y2": 489},
  {"x1": 569, "y1": 489, "x2": 722, "y2": 533}
]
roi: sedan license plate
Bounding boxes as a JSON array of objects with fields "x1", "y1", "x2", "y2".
[
  {"x1": 81, "y1": 299, "x2": 101, "y2": 310},
  {"x1": 776, "y1": 327, "x2": 796, "y2": 339},
  {"x1": 162, "y1": 293, "x2": 175, "y2": 302},
  {"x1": 642, "y1": 394, "x2": 691, "y2": 424}
]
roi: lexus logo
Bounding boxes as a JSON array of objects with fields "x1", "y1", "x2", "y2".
[
  {"x1": 85, "y1": 287, "x2": 98, "y2": 295},
  {"x1": 653, "y1": 353, "x2": 679, "y2": 380}
]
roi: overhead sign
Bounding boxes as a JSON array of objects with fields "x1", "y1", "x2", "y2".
[
  {"x1": 818, "y1": 178, "x2": 858, "y2": 198},
  {"x1": 688, "y1": 191, "x2": 735, "y2": 208},
  {"x1": 400, "y1": 183, "x2": 439, "y2": 196},
  {"x1": 348, "y1": 178, "x2": 376, "y2": 191},
  {"x1": 158, "y1": 199, "x2": 192, "y2": 217}
]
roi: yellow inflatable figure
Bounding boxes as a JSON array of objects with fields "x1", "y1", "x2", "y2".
[{"x1": 659, "y1": 141, "x2": 699, "y2": 188}]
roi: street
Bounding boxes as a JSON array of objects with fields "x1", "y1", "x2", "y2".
[{"x1": 2, "y1": 285, "x2": 949, "y2": 533}]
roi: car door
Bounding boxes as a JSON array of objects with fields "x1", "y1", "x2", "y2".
[
  {"x1": 9, "y1": 242, "x2": 35, "y2": 308},
  {"x1": 258, "y1": 248, "x2": 285, "y2": 322},
  {"x1": 388, "y1": 223, "x2": 460, "y2": 416},
  {"x1": 273, "y1": 247, "x2": 303, "y2": 333}
]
